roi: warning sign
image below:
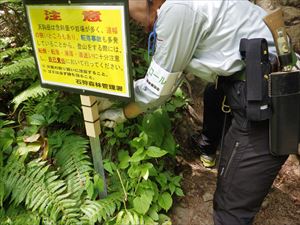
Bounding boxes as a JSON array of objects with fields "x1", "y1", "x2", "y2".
[{"x1": 25, "y1": 3, "x2": 133, "y2": 99}]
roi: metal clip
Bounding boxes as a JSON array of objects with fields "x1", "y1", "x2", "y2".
[
  {"x1": 215, "y1": 76, "x2": 219, "y2": 89},
  {"x1": 221, "y1": 96, "x2": 231, "y2": 113}
]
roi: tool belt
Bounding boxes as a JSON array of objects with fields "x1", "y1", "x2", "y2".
[{"x1": 240, "y1": 38, "x2": 300, "y2": 155}]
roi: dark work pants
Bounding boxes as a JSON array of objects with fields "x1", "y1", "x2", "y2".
[
  {"x1": 200, "y1": 84, "x2": 228, "y2": 155},
  {"x1": 213, "y1": 81, "x2": 288, "y2": 225}
]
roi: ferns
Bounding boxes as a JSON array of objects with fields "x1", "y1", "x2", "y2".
[
  {"x1": 0, "y1": 205, "x2": 41, "y2": 225},
  {"x1": 0, "y1": 132, "x2": 124, "y2": 224},
  {"x1": 11, "y1": 81, "x2": 51, "y2": 111},
  {"x1": 51, "y1": 132, "x2": 93, "y2": 199},
  {"x1": 0, "y1": 56, "x2": 35, "y2": 76},
  {"x1": 3, "y1": 156, "x2": 81, "y2": 224},
  {"x1": 0, "y1": 52, "x2": 37, "y2": 96},
  {"x1": 0, "y1": 45, "x2": 32, "y2": 61},
  {"x1": 114, "y1": 209, "x2": 157, "y2": 225},
  {"x1": 80, "y1": 192, "x2": 123, "y2": 224}
]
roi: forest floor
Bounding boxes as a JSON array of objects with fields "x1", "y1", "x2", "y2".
[{"x1": 168, "y1": 78, "x2": 300, "y2": 225}]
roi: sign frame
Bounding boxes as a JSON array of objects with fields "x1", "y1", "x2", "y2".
[{"x1": 23, "y1": 0, "x2": 134, "y2": 102}]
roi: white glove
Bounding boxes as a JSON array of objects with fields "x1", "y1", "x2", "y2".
[
  {"x1": 97, "y1": 97, "x2": 115, "y2": 113},
  {"x1": 100, "y1": 108, "x2": 127, "y2": 128}
]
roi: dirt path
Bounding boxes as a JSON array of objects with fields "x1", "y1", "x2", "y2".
[{"x1": 169, "y1": 154, "x2": 300, "y2": 225}]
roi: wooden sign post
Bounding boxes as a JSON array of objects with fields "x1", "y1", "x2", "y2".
[{"x1": 80, "y1": 95, "x2": 107, "y2": 198}]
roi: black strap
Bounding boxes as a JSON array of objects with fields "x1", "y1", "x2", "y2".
[
  {"x1": 240, "y1": 38, "x2": 269, "y2": 101},
  {"x1": 239, "y1": 38, "x2": 271, "y2": 121}
]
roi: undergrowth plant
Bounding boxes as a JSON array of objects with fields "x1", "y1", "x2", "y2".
[
  {"x1": 0, "y1": 44, "x2": 37, "y2": 98},
  {"x1": 101, "y1": 106, "x2": 186, "y2": 225},
  {"x1": 0, "y1": 102, "x2": 186, "y2": 224},
  {"x1": 0, "y1": 114, "x2": 123, "y2": 224},
  {"x1": 0, "y1": 2, "x2": 188, "y2": 224}
]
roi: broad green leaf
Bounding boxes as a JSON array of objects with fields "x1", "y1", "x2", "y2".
[
  {"x1": 0, "y1": 119, "x2": 15, "y2": 128},
  {"x1": 0, "y1": 127, "x2": 14, "y2": 151},
  {"x1": 108, "y1": 138, "x2": 116, "y2": 146},
  {"x1": 156, "y1": 173, "x2": 168, "y2": 188},
  {"x1": 148, "y1": 206, "x2": 159, "y2": 221},
  {"x1": 28, "y1": 114, "x2": 46, "y2": 126},
  {"x1": 130, "y1": 147, "x2": 145, "y2": 162},
  {"x1": 161, "y1": 133, "x2": 176, "y2": 156},
  {"x1": 140, "y1": 163, "x2": 153, "y2": 180},
  {"x1": 94, "y1": 174, "x2": 104, "y2": 193},
  {"x1": 118, "y1": 150, "x2": 130, "y2": 169},
  {"x1": 169, "y1": 183, "x2": 176, "y2": 194},
  {"x1": 142, "y1": 111, "x2": 165, "y2": 146},
  {"x1": 133, "y1": 194, "x2": 152, "y2": 215},
  {"x1": 128, "y1": 164, "x2": 141, "y2": 179},
  {"x1": 171, "y1": 176, "x2": 182, "y2": 186},
  {"x1": 146, "y1": 146, "x2": 167, "y2": 158},
  {"x1": 158, "y1": 214, "x2": 172, "y2": 225},
  {"x1": 141, "y1": 169, "x2": 149, "y2": 180},
  {"x1": 130, "y1": 132, "x2": 148, "y2": 149},
  {"x1": 86, "y1": 180, "x2": 94, "y2": 199},
  {"x1": 144, "y1": 215, "x2": 157, "y2": 225},
  {"x1": 158, "y1": 192, "x2": 172, "y2": 211},
  {"x1": 103, "y1": 160, "x2": 116, "y2": 174},
  {"x1": 175, "y1": 187, "x2": 184, "y2": 197},
  {"x1": 23, "y1": 134, "x2": 40, "y2": 143},
  {"x1": 17, "y1": 143, "x2": 41, "y2": 155},
  {"x1": 136, "y1": 181, "x2": 155, "y2": 198},
  {"x1": 150, "y1": 109, "x2": 171, "y2": 130}
]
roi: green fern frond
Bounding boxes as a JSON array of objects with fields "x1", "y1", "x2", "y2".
[
  {"x1": 0, "y1": 205, "x2": 41, "y2": 225},
  {"x1": 0, "y1": 161, "x2": 6, "y2": 207},
  {"x1": 0, "y1": 56, "x2": 35, "y2": 75},
  {"x1": 3, "y1": 156, "x2": 82, "y2": 224},
  {"x1": 11, "y1": 81, "x2": 51, "y2": 111},
  {"x1": 0, "y1": 0, "x2": 23, "y2": 5},
  {"x1": 114, "y1": 209, "x2": 156, "y2": 225},
  {"x1": 80, "y1": 192, "x2": 123, "y2": 224},
  {"x1": 0, "y1": 46, "x2": 32, "y2": 61},
  {"x1": 2, "y1": 153, "x2": 26, "y2": 200},
  {"x1": 53, "y1": 134, "x2": 93, "y2": 199}
]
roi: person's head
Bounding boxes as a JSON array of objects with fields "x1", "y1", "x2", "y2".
[{"x1": 128, "y1": 0, "x2": 165, "y2": 31}]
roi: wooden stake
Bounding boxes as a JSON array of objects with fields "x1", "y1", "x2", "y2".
[{"x1": 80, "y1": 95, "x2": 107, "y2": 198}]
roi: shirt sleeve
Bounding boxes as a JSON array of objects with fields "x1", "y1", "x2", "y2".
[{"x1": 134, "y1": 4, "x2": 204, "y2": 112}]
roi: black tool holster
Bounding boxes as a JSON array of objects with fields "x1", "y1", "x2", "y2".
[
  {"x1": 239, "y1": 38, "x2": 272, "y2": 121},
  {"x1": 269, "y1": 70, "x2": 300, "y2": 155},
  {"x1": 240, "y1": 38, "x2": 300, "y2": 155}
]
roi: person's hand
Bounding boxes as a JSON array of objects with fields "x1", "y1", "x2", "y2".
[
  {"x1": 97, "y1": 97, "x2": 114, "y2": 113},
  {"x1": 100, "y1": 108, "x2": 127, "y2": 128}
]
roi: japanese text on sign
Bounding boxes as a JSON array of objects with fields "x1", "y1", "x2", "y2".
[{"x1": 26, "y1": 5, "x2": 130, "y2": 97}]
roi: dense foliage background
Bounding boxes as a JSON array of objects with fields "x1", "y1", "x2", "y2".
[{"x1": 0, "y1": 1, "x2": 186, "y2": 224}]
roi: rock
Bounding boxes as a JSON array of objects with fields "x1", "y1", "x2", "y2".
[
  {"x1": 287, "y1": 24, "x2": 300, "y2": 52},
  {"x1": 202, "y1": 192, "x2": 214, "y2": 202},
  {"x1": 279, "y1": 0, "x2": 300, "y2": 7},
  {"x1": 261, "y1": 199, "x2": 269, "y2": 209},
  {"x1": 283, "y1": 6, "x2": 300, "y2": 24},
  {"x1": 256, "y1": 0, "x2": 278, "y2": 12}
]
